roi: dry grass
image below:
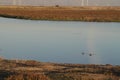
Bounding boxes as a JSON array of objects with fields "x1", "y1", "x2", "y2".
[
  {"x1": 0, "y1": 58, "x2": 120, "y2": 80},
  {"x1": 0, "y1": 6, "x2": 120, "y2": 22},
  {"x1": 6, "y1": 73, "x2": 50, "y2": 80}
]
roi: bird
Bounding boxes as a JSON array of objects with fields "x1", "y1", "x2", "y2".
[
  {"x1": 89, "y1": 53, "x2": 95, "y2": 56},
  {"x1": 81, "y1": 52, "x2": 96, "y2": 56},
  {"x1": 81, "y1": 52, "x2": 85, "y2": 55},
  {"x1": 89, "y1": 53, "x2": 92, "y2": 56}
]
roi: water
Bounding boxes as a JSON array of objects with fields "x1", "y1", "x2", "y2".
[
  {"x1": 0, "y1": 0, "x2": 120, "y2": 6},
  {"x1": 0, "y1": 17, "x2": 120, "y2": 65}
]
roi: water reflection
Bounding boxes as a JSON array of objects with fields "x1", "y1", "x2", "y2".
[{"x1": 0, "y1": 17, "x2": 120, "y2": 65}]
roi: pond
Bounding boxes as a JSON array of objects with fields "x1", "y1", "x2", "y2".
[{"x1": 0, "y1": 17, "x2": 120, "y2": 65}]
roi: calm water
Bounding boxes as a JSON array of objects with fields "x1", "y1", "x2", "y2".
[
  {"x1": 0, "y1": 0, "x2": 120, "y2": 6},
  {"x1": 0, "y1": 17, "x2": 120, "y2": 65}
]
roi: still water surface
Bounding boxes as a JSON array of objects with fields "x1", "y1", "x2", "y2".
[{"x1": 0, "y1": 17, "x2": 120, "y2": 65}]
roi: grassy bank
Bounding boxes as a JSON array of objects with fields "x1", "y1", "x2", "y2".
[
  {"x1": 0, "y1": 6, "x2": 120, "y2": 22},
  {"x1": 0, "y1": 58, "x2": 120, "y2": 80}
]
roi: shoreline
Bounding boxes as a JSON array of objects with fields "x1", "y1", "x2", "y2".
[
  {"x1": 0, "y1": 6, "x2": 120, "y2": 22},
  {"x1": 0, "y1": 58, "x2": 120, "y2": 80}
]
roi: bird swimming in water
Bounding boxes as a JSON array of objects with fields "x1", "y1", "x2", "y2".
[
  {"x1": 89, "y1": 53, "x2": 92, "y2": 56},
  {"x1": 81, "y1": 52, "x2": 85, "y2": 55},
  {"x1": 89, "y1": 53, "x2": 95, "y2": 56},
  {"x1": 81, "y1": 52, "x2": 95, "y2": 56}
]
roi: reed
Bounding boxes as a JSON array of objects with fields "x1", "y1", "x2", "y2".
[
  {"x1": 0, "y1": 6, "x2": 120, "y2": 22},
  {"x1": 0, "y1": 58, "x2": 120, "y2": 80}
]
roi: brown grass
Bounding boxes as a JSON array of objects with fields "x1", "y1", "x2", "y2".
[
  {"x1": 0, "y1": 6, "x2": 120, "y2": 22},
  {"x1": 6, "y1": 73, "x2": 50, "y2": 80},
  {"x1": 0, "y1": 58, "x2": 120, "y2": 80}
]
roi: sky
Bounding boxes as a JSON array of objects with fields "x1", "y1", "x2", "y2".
[{"x1": 0, "y1": 0, "x2": 120, "y2": 6}]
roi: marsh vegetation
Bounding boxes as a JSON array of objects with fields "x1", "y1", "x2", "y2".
[
  {"x1": 0, "y1": 58, "x2": 120, "y2": 80},
  {"x1": 0, "y1": 6, "x2": 120, "y2": 22}
]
